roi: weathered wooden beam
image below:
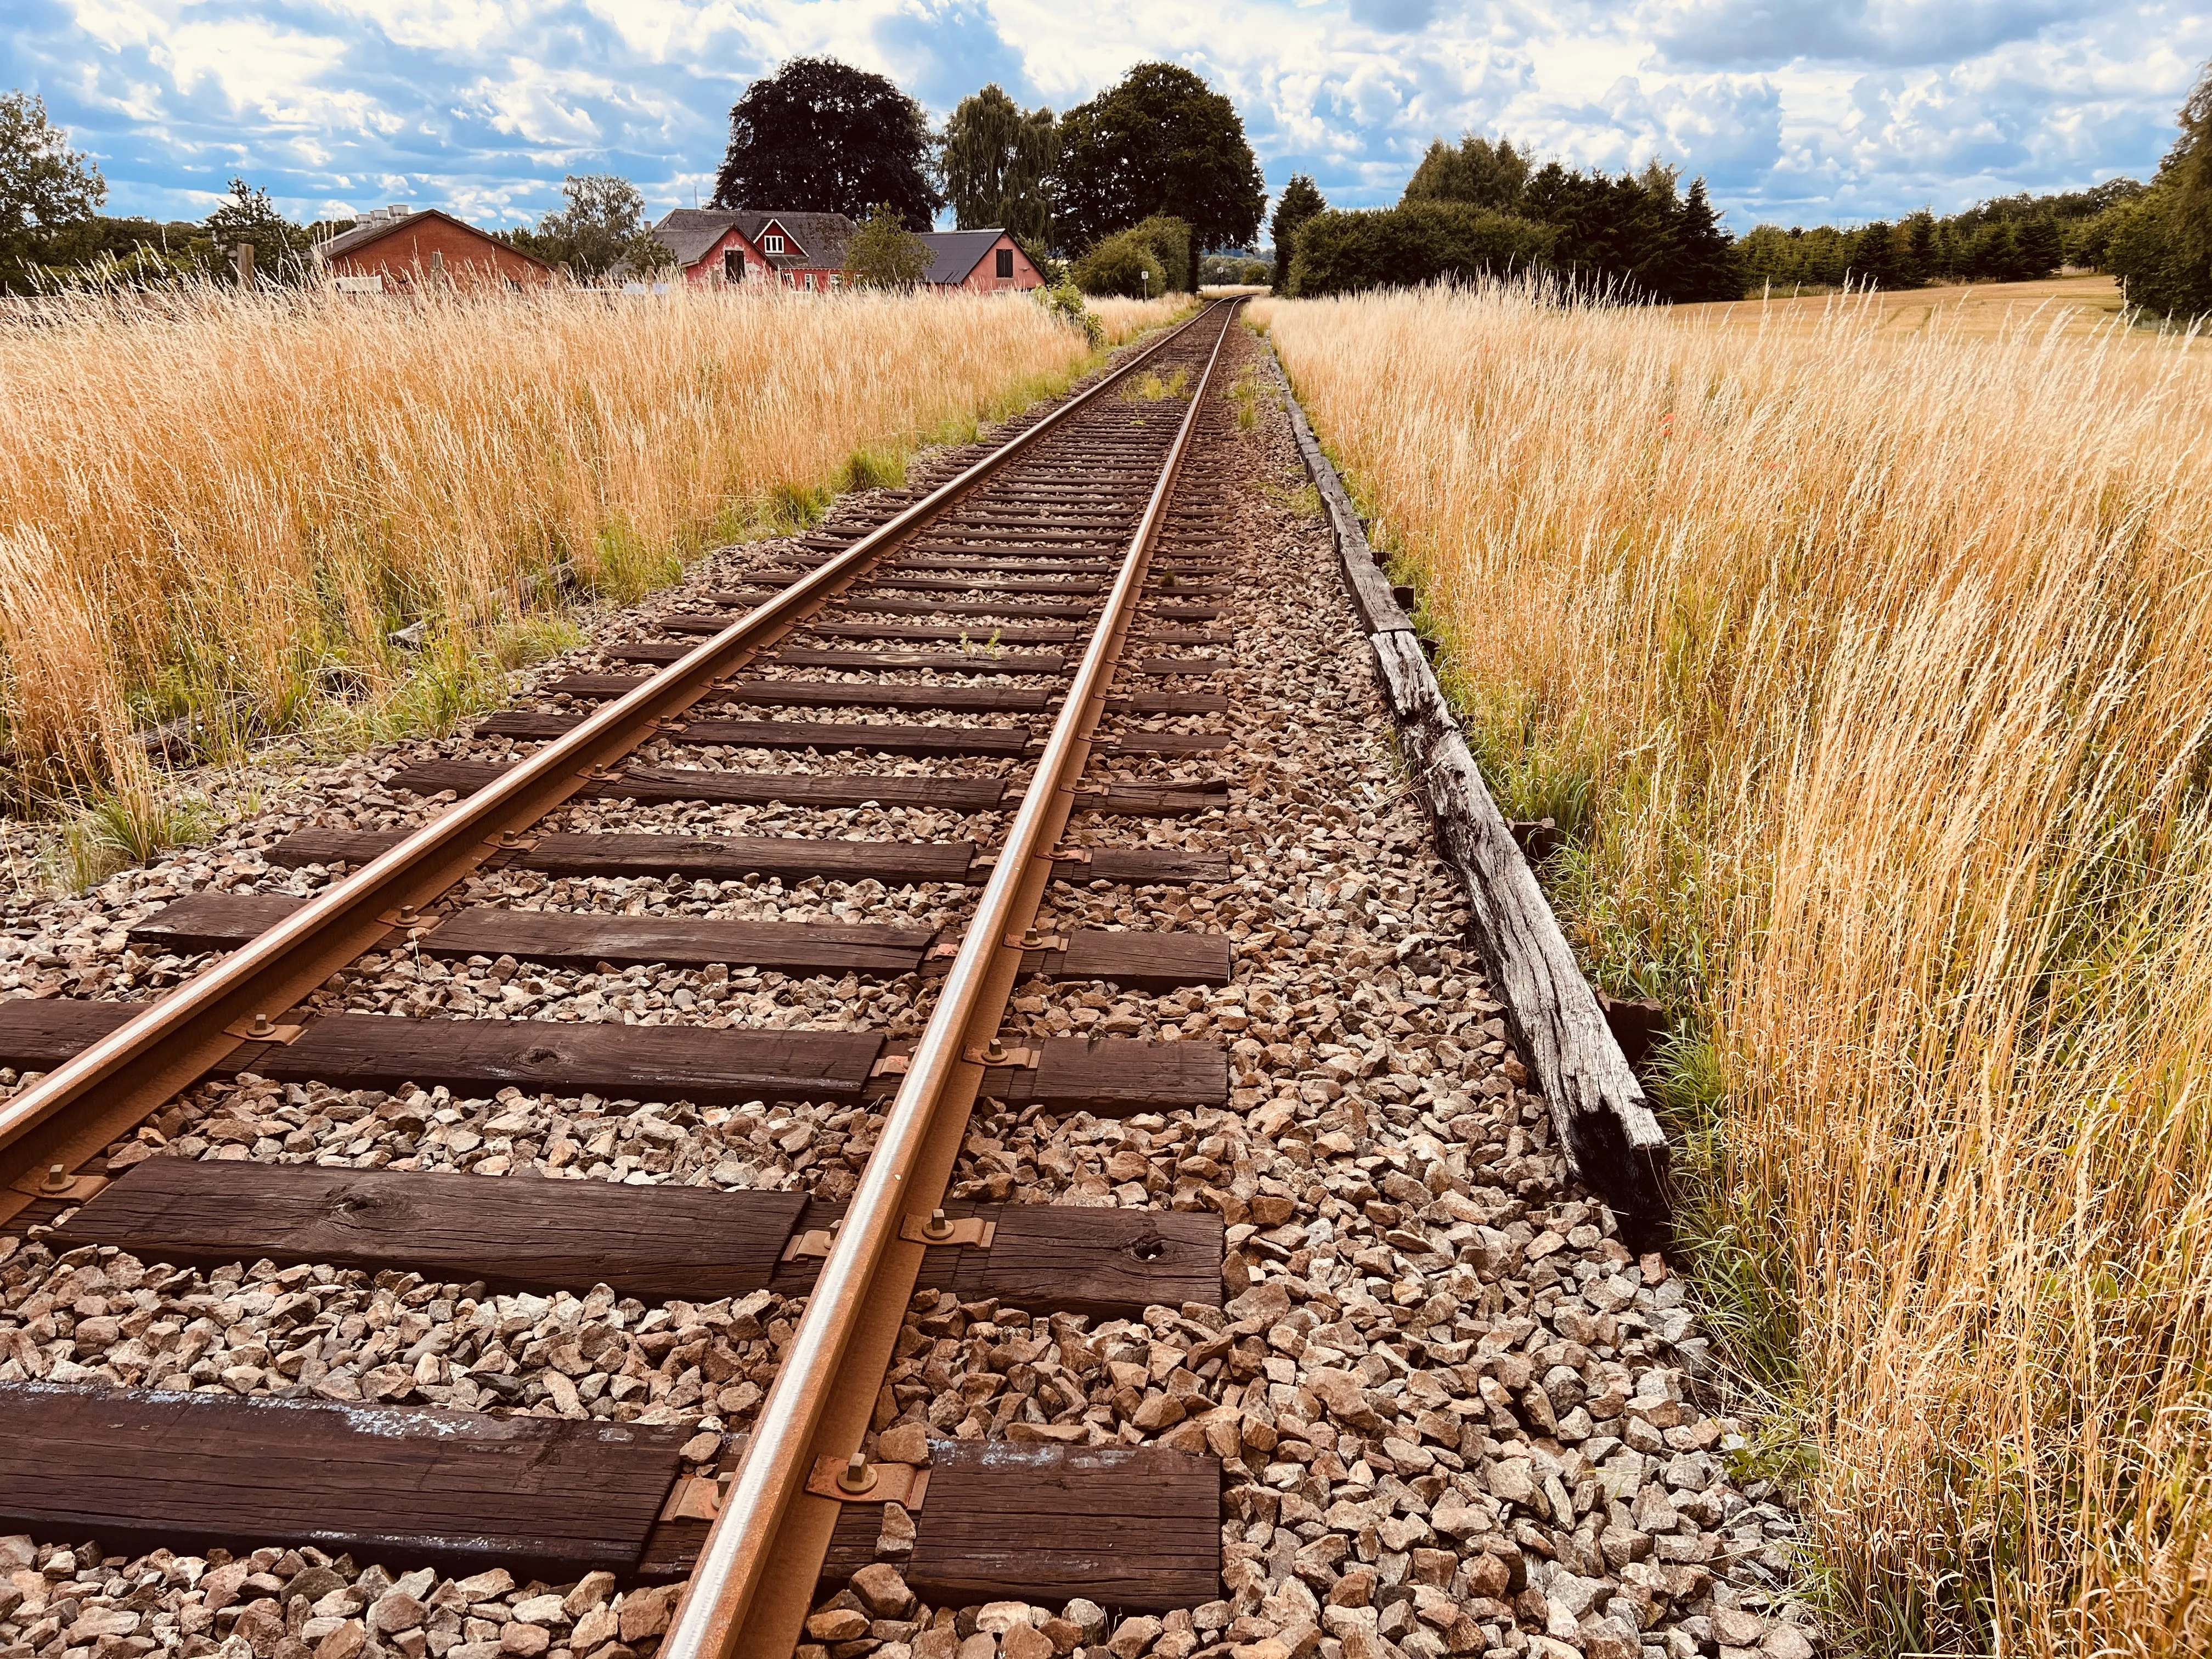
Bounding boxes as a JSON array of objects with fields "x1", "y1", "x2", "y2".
[{"x1": 1276, "y1": 355, "x2": 1671, "y2": 1248}]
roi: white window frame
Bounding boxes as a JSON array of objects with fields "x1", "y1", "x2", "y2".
[{"x1": 764, "y1": 233, "x2": 785, "y2": 255}]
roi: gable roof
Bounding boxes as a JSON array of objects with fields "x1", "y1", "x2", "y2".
[
  {"x1": 651, "y1": 208, "x2": 750, "y2": 267},
  {"x1": 917, "y1": 229, "x2": 1014, "y2": 285},
  {"x1": 732, "y1": 210, "x2": 856, "y2": 270},
  {"x1": 317, "y1": 207, "x2": 550, "y2": 268}
]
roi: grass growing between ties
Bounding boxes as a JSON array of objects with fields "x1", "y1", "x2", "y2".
[
  {"x1": 0, "y1": 283, "x2": 1185, "y2": 839},
  {"x1": 1260, "y1": 281, "x2": 2212, "y2": 1656}
]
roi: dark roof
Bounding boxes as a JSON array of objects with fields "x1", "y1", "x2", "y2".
[
  {"x1": 316, "y1": 208, "x2": 550, "y2": 268},
  {"x1": 917, "y1": 230, "x2": 1011, "y2": 285},
  {"x1": 732, "y1": 210, "x2": 856, "y2": 270},
  {"x1": 651, "y1": 208, "x2": 746, "y2": 267}
]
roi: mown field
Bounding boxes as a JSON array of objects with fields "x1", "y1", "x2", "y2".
[
  {"x1": 1258, "y1": 283, "x2": 2212, "y2": 1656},
  {"x1": 0, "y1": 284, "x2": 1180, "y2": 861}
]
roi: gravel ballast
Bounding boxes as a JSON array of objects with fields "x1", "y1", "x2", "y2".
[{"x1": 0, "y1": 324, "x2": 1817, "y2": 1659}]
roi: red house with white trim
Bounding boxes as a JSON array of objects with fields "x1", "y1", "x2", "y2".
[
  {"x1": 650, "y1": 208, "x2": 855, "y2": 290},
  {"x1": 650, "y1": 211, "x2": 1044, "y2": 294}
]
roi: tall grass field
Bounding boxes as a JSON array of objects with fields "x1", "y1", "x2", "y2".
[
  {"x1": 0, "y1": 283, "x2": 1180, "y2": 835},
  {"x1": 1259, "y1": 284, "x2": 2212, "y2": 1655}
]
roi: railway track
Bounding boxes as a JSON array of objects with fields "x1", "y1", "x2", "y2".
[
  {"x1": 0, "y1": 300, "x2": 1246, "y2": 1655},
  {"x1": 0, "y1": 298, "x2": 1792, "y2": 1659}
]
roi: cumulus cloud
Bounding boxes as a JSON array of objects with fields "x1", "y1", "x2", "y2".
[{"x1": 1, "y1": 0, "x2": 2204, "y2": 234}]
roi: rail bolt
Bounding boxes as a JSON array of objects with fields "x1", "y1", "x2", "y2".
[
  {"x1": 834, "y1": 1452, "x2": 875, "y2": 1496},
  {"x1": 921, "y1": 1208, "x2": 956, "y2": 1242},
  {"x1": 39, "y1": 1163, "x2": 70, "y2": 1193},
  {"x1": 979, "y1": 1037, "x2": 1008, "y2": 1065},
  {"x1": 247, "y1": 1013, "x2": 275, "y2": 1037}
]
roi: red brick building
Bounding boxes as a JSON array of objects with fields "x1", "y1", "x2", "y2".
[{"x1": 317, "y1": 207, "x2": 554, "y2": 291}]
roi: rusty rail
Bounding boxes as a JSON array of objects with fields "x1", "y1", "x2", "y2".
[
  {"x1": 0, "y1": 301, "x2": 1230, "y2": 1220},
  {"x1": 660, "y1": 299, "x2": 1242, "y2": 1659}
]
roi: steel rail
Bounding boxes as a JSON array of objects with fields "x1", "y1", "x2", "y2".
[
  {"x1": 661, "y1": 300, "x2": 1242, "y2": 1659},
  {"x1": 0, "y1": 302, "x2": 1229, "y2": 1214}
]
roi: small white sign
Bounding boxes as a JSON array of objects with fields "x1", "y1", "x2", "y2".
[{"x1": 334, "y1": 274, "x2": 384, "y2": 294}]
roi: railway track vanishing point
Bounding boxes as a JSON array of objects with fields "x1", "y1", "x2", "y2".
[
  {"x1": 0, "y1": 294, "x2": 1752, "y2": 1659},
  {"x1": 1, "y1": 301, "x2": 1248, "y2": 1656}
]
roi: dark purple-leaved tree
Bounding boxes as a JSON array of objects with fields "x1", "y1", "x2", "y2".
[{"x1": 711, "y1": 57, "x2": 943, "y2": 227}]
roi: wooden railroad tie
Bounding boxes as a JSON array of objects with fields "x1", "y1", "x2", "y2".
[
  {"x1": 49, "y1": 1165, "x2": 1222, "y2": 1314},
  {"x1": 0, "y1": 1007, "x2": 1227, "y2": 1116},
  {"x1": 385, "y1": 759, "x2": 1229, "y2": 818},
  {"x1": 264, "y1": 827, "x2": 1228, "y2": 888},
  {"x1": 0, "y1": 1386, "x2": 1221, "y2": 1607},
  {"x1": 123, "y1": 893, "x2": 1232, "y2": 991}
]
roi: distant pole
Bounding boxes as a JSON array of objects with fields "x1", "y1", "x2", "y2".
[{"x1": 234, "y1": 242, "x2": 255, "y2": 286}]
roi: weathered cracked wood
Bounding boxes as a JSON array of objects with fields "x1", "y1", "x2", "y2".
[
  {"x1": 0, "y1": 1383, "x2": 687, "y2": 1577},
  {"x1": 127, "y1": 894, "x2": 936, "y2": 977},
  {"x1": 637, "y1": 1440, "x2": 1220, "y2": 1607},
  {"x1": 252, "y1": 1014, "x2": 884, "y2": 1106},
  {"x1": 906, "y1": 1441, "x2": 1221, "y2": 1609},
  {"x1": 269, "y1": 829, "x2": 980, "y2": 887},
  {"x1": 50, "y1": 1160, "x2": 810, "y2": 1300},
  {"x1": 1277, "y1": 354, "x2": 1670, "y2": 1246},
  {"x1": 771, "y1": 1200, "x2": 1223, "y2": 1316},
  {"x1": 390, "y1": 760, "x2": 1008, "y2": 813},
  {"x1": 1367, "y1": 629, "x2": 1669, "y2": 1245}
]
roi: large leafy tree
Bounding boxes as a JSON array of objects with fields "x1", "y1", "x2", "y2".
[
  {"x1": 1054, "y1": 63, "x2": 1265, "y2": 259},
  {"x1": 1402, "y1": 136, "x2": 1528, "y2": 211},
  {"x1": 510, "y1": 174, "x2": 664, "y2": 278},
  {"x1": 712, "y1": 57, "x2": 941, "y2": 228},
  {"x1": 1, "y1": 92, "x2": 106, "y2": 275},
  {"x1": 2106, "y1": 58, "x2": 2212, "y2": 321},
  {"x1": 1269, "y1": 174, "x2": 1324, "y2": 291},
  {"x1": 941, "y1": 84, "x2": 1056, "y2": 248}
]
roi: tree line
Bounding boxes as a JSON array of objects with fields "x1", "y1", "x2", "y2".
[
  {"x1": 7, "y1": 52, "x2": 2207, "y2": 320},
  {"x1": 1737, "y1": 65, "x2": 2208, "y2": 320},
  {"x1": 1269, "y1": 57, "x2": 2209, "y2": 321},
  {"x1": 1267, "y1": 137, "x2": 1741, "y2": 304}
]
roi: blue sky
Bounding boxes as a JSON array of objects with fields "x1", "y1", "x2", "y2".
[{"x1": 6, "y1": 0, "x2": 2207, "y2": 236}]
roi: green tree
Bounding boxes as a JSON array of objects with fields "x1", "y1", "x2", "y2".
[
  {"x1": 1899, "y1": 211, "x2": 1936, "y2": 284},
  {"x1": 1071, "y1": 229, "x2": 1166, "y2": 297},
  {"x1": 712, "y1": 57, "x2": 942, "y2": 227},
  {"x1": 941, "y1": 84, "x2": 1055, "y2": 249},
  {"x1": 1667, "y1": 178, "x2": 1744, "y2": 300},
  {"x1": 2106, "y1": 59, "x2": 2211, "y2": 320},
  {"x1": 1289, "y1": 201, "x2": 1554, "y2": 297},
  {"x1": 512, "y1": 174, "x2": 662, "y2": 278},
  {"x1": 1402, "y1": 135, "x2": 1528, "y2": 211},
  {"x1": 0, "y1": 91, "x2": 106, "y2": 279},
  {"x1": 842, "y1": 202, "x2": 933, "y2": 287},
  {"x1": 1123, "y1": 214, "x2": 1193, "y2": 292},
  {"x1": 2012, "y1": 215, "x2": 2064, "y2": 279},
  {"x1": 205, "y1": 178, "x2": 314, "y2": 281},
  {"x1": 1054, "y1": 63, "x2": 1265, "y2": 256},
  {"x1": 1846, "y1": 219, "x2": 1900, "y2": 287},
  {"x1": 1269, "y1": 174, "x2": 1325, "y2": 292}
]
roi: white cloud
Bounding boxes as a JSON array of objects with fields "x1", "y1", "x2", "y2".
[{"x1": 2, "y1": 0, "x2": 2204, "y2": 232}]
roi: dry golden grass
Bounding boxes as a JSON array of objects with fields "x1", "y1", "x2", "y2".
[
  {"x1": 1259, "y1": 283, "x2": 2212, "y2": 1655},
  {"x1": 1683, "y1": 272, "x2": 2137, "y2": 341},
  {"x1": 0, "y1": 284, "x2": 1178, "y2": 819}
]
